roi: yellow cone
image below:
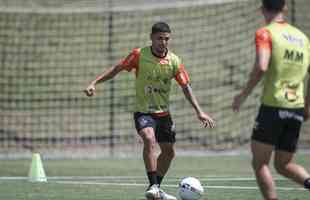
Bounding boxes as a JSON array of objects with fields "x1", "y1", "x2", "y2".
[{"x1": 28, "y1": 153, "x2": 47, "y2": 182}]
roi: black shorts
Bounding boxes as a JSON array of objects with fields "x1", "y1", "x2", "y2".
[
  {"x1": 252, "y1": 104, "x2": 304, "y2": 153},
  {"x1": 134, "y1": 112, "x2": 176, "y2": 143}
]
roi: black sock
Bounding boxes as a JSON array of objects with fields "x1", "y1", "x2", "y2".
[
  {"x1": 147, "y1": 171, "x2": 158, "y2": 187},
  {"x1": 157, "y1": 175, "x2": 164, "y2": 186},
  {"x1": 304, "y1": 178, "x2": 310, "y2": 189}
]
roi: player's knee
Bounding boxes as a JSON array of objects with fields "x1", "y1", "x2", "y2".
[
  {"x1": 144, "y1": 139, "x2": 156, "y2": 151},
  {"x1": 143, "y1": 138, "x2": 157, "y2": 152},
  {"x1": 251, "y1": 158, "x2": 266, "y2": 171},
  {"x1": 251, "y1": 159, "x2": 259, "y2": 170}
]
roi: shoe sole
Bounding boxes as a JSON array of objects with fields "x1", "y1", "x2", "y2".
[{"x1": 145, "y1": 192, "x2": 161, "y2": 200}]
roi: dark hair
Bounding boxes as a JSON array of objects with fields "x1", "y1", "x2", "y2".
[
  {"x1": 262, "y1": 0, "x2": 285, "y2": 12},
  {"x1": 151, "y1": 22, "x2": 171, "y2": 34}
]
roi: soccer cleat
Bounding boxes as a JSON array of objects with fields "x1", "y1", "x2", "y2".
[
  {"x1": 304, "y1": 178, "x2": 310, "y2": 190},
  {"x1": 145, "y1": 184, "x2": 160, "y2": 199},
  {"x1": 159, "y1": 188, "x2": 177, "y2": 200}
]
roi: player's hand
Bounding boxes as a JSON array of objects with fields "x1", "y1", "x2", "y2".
[
  {"x1": 197, "y1": 112, "x2": 215, "y2": 128},
  {"x1": 84, "y1": 83, "x2": 96, "y2": 97},
  {"x1": 232, "y1": 93, "x2": 247, "y2": 112}
]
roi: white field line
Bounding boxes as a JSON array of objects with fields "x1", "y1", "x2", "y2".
[
  {"x1": 0, "y1": 176, "x2": 306, "y2": 191},
  {"x1": 52, "y1": 180, "x2": 307, "y2": 191},
  {"x1": 0, "y1": 176, "x2": 305, "y2": 191},
  {"x1": 0, "y1": 176, "x2": 287, "y2": 181}
]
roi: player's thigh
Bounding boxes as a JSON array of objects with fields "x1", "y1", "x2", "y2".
[
  {"x1": 276, "y1": 109, "x2": 303, "y2": 153},
  {"x1": 155, "y1": 114, "x2": 176, "y2": 143},
  {"x1": 276, "y1": 126, "x2": 300, "y2": 153},
  {"x1": 138, "y1": 127, "x2": 156, "y2": 142},
  {"x1": 252, "y1": 105, "x2": 283, "y2": 146},
  {"x1": 251, "y1": 140, "x2": 274, "y2": 165},
  {"x1": 134, "y1": 112, "x2": 156, "y2": 141}
]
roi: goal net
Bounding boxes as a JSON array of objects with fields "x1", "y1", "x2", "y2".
[{"x1": 1, "y1": 0, "x2": 309, "y2": 157}]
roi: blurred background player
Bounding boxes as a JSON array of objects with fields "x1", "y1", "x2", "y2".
[
  {"x1": 232, "y1": 0, "x2": 310, "y2": 199},
  {"x1": 85, "y1": 22, "x2": 215, "y2": 200}
]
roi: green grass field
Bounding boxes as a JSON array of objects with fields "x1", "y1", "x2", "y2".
[{"x1": 1, "y1": 154, "x2": 309, "y2": 200}]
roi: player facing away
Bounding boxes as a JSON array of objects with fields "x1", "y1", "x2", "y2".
[
  {"x1": 232, "y1": 0, "x2": 310, "y2": 199},
  {"x1": 85, "y1": 22, "x2": 215, "y2": 200}
]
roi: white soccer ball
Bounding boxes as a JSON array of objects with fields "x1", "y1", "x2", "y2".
[{"x1": 178, "y1": 177, "x2": 204, "y2": 200}]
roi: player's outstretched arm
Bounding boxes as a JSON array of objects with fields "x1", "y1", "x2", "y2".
[
  {"x1": 232, "y1": 62, "x2": 264, "y2": 112},
  {"x1": 181, "y1": 84, "x2": 215, "y2": 128},
  {"x1": 232, "y1": 44, "x2": 270, "y2": 112},
  {"x1": 233, "y1": 29, "x2": 271, "y2": 112},
  {"x1": 84, "y1": 64, "x2": 124, "y2": 97}
]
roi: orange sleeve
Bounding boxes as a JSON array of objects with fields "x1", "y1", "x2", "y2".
[
  {"x1": 174, "y1": 64, "x2": 190, "y2": 86},
  {"x1": 255, "y1": 28, "x2": 272, "y2": 53},
  {"x1": 119, "y1": 48, "x2": 140, "y2": 72}
]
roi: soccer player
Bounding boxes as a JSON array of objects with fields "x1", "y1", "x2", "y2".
[
  {"x1": 232, "y1": 0, "x2": 310, "y2": 199},
  {"x1": 85, "y1": 22, "x2": 215, "y2": 200}
]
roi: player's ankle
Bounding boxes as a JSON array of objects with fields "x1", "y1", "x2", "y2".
[{"x1": 304, "y1": 177, "x2": 310, "y2": 189}]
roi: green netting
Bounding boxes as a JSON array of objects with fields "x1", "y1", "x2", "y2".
[{"x1": 0, "y1": 0, "x2": 309, "y2": 155}]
